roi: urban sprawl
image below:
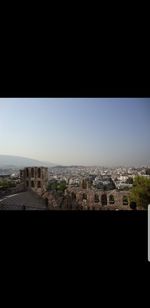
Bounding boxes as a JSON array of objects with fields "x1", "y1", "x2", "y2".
[{"x1": 0, "y1": 165, "x2": 150, "y2": 210}]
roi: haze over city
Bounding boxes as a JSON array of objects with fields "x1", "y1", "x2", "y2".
[{"x1": 0, "y1": 98, "x2": 150, "y2": 167}]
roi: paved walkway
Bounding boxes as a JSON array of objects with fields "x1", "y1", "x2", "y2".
[{"x1": 0, "y1": 190, "x2": 47, "y2": 210}]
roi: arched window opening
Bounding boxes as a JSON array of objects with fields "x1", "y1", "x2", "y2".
[
  {"x1": 31, "y1": 168, "x2": 34, "y2": 178},
  {"x1": 82, "y1": 193, "x2": 87, "y2": 200},
  {"x1": 130, "y1": 201, "x2": 137, "y2": 210},
  {"x1": 26, "y1": 168, "x2": 29, "y2": 177},
  {"x1": 123, "y1": 196, "x2": 128, "y2": 205},
  {"x1": 109, "y1": 195, "x2": 115, "y2": 204},
  {"x1": 94, "y1": 194, "x2": 99, "y2": 203},
  {"x1": 72, "y1": 192, "x2": 76, "y2": 201},
  {"x1": 31, "y1": 181, "x2": 34, "y2": 188},
  {"x1": 38, "y1": 181, "x2": 41, "y2": 188},
  {"x1": 101, "y1": 194, "x2": 107, "y2": 206},
  {"x1": 38, "y1": 168, "x2": 41, "y2": 178}
]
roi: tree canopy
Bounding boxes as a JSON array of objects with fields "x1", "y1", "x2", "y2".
[
  {"x1": 0, "y1": 180, "x2": 16, "y2": 188},
  {"x1": 47, "y1": 180, "x2": 67, "y2": 192},
  {"x1": 129, "y1": 176, "x2": 150, "y2": 209}
]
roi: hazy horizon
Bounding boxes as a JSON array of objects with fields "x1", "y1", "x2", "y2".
[{"x1": 0, "y1": 98, "x2": 150, "y2": 167}]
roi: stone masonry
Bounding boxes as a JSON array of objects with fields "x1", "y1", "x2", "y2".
[{"x1": 20, "y1": 167, "x2": 48, "y2": 195}]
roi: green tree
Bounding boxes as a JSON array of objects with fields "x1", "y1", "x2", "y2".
[
  {"x1": 129, "y1": 176, "x2": 150, "y2": 209},
  {"x1": 0, "y1": 180, "x2": 16, "y2": 189},
  {"x1": 47, "y1": 180, "x2": 67, "y2": 192},
  {"x1": 47, "y1": 182, "x2": 57, "y2": 191},
  {"x1": 58, "y1": 181, "x2": 67, "y2": 192}
]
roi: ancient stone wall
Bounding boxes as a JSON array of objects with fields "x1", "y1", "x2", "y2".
[
  {"x1": 20, "y1": 167, "x2": 48, "y2": 194},
  {"x1": 65, "y1": 187, "x2": 130, "y2": 210}
]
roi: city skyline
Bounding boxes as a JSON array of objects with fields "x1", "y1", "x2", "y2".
[{"x1": 0, "y1": 98, "x2": 150, "y2": 167}]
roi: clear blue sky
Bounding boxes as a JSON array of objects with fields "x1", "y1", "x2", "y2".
[{"x1": 0, "y1": 98, "x2": 150, "y2": 166}]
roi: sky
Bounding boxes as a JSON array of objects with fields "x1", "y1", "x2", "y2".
[{"x1": 0, "y1": 98, "x2": 150, "y2": 166}]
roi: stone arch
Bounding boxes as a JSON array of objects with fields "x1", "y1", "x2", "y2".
[
  {"x1": 38, "y1": 168, "x2": 41, "y2": 178},
  {"x1": 31, "y1": 181, "x2": 34, "y2": 188},
  {"x1": 38, "y1": 181, "x2": 41, "y2": 188},
  {"x1": 101, "y1": 194, "x2": 107, "y2": 206},
  {"x1": 130, "y1": 201, "x2": 137, "y2": 210},
  {"x1": 31, "y1": 168, "x2": 34, "y2": 178},
  {"x1": 94, "y1": 194, "x2": 99, "y2": 203},
  {"x1": 82, "y1": 193, "x2": 87, "y2": 200},
  {"x1": 109, "y1": 194, "x2": 115, "y2": 204},
  {"x1": 72, "y1": 192, "x2": 76, "y2": 201},
  {"x1": 26, "y1": 168, "x2": 29, "y2": 177},
  {"x1": 123, "y1": 195, "x2": 128, "y2": 205}
]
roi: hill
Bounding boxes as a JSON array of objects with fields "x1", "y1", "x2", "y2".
[{"x1": 0, "y1": 155, "x2": 56, "y2": 168}]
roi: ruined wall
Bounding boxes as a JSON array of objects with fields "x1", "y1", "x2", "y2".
[
  {"x1": 65, "y1": 187, "x2": 131, "y2": 210},
  {"x1": 20, "y1": 167, "x2": 48, "y2": 194}
]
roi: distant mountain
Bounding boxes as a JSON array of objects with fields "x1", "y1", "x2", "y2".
[{"x1": 0, "y1": 155, "x2": 56, "y2": 168}]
